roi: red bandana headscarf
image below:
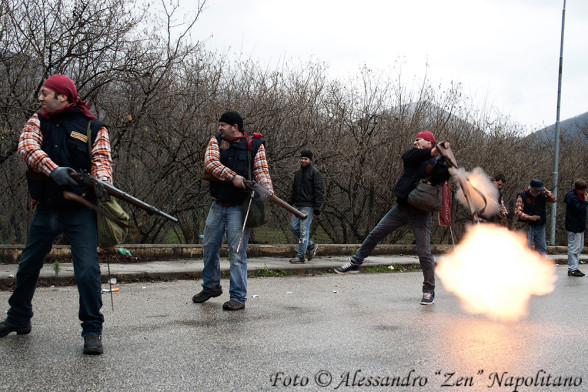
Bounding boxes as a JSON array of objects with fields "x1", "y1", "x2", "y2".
[
  {"x1": 39, "y1": 74, "x2": 97, "y2": 120},
  {"x1": 415, "y1": 130, "x2": 436, "y2": 146}
]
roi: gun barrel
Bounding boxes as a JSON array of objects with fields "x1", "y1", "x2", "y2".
[
  {"x1": 270, "y1": 194, "x2": 307, "y2": 219},
  {"x1": 71, "y1": 172, "x2": 179, "y2": 223},
  {"x1": 246, "y1": 181, "x2": 307, "y2": 220},
  {"x1": 202, "y1": 174, "x2": 307, "y2": 220}
]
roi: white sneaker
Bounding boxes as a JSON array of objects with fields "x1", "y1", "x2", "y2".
[{"x1": 420, "y1": 292, "x2": 435, "y2": 305}]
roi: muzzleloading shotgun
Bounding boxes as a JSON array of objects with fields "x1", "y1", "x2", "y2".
[
  {"x1": 202, "y1": 169, "x2": 307, "y2": 220},
  {"x1": 436, "y1": 142, "x2": 487, "y2": 222},
  {"x1": 70, "y1": 172, "x2": 179, "y2": 223}
]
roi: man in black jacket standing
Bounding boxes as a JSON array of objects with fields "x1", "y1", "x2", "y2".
[
  {"x1": 289, "y1": 150, "x2": 324, "y2": 264},
  {"x1": 564, "y1": 179, "x2": 587, "y2": 277}
]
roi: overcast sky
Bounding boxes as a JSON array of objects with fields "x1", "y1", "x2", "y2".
[{"x1": 187, "y1": 0, "x2": 587, "y2": 131}]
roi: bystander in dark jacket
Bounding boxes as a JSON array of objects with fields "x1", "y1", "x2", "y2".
[
  {"x1": 564, "y1": 179, "x2": 587, "y2": 277},
  {"x1": 288, "y1": 150, "x2": 324, "y2": 264}
]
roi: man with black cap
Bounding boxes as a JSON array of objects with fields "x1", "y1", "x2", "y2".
[
  {"x1": 0, "y1": 75, "x2": 111, "y2": 355},
  {"x1": 288, "y1": 150, "x2": 324, "y2": 264},
  {"x1": 335, "y1": 130, "x2": 450, "y2": 305},
  {"x1": 515, "y1": 178, "x2": 556, "y2": 254},
  {"x1": 193, "y1": 111, "x2": 273, "y2": 311}
]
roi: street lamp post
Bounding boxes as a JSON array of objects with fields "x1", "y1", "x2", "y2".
[{"x1": 550, "y1": 0, "x2": 566, "y2": 246}]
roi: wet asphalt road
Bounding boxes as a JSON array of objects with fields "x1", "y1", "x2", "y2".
[{"x1": 0, "y1": 264, "x2": 586, "y2": 392}]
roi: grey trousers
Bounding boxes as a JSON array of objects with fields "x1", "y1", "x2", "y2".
[{"x1": 351, "y1": 204, "x2": 435, "y2": 293}]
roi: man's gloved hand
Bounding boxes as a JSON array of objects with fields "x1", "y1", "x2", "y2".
[
  {"x1": 93, "y1": 181, "x2": 109, "y2": 200},
  {"x1": 49, "y1": 167, "x2": 78, "y2": 187}
]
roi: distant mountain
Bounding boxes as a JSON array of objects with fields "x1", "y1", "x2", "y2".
[
  {"x1": 527, "y1": 111, "x2": 588, "y2": 143},
  {"x1": 390, "y1": 101, "x2": 588, "y2": 144}
]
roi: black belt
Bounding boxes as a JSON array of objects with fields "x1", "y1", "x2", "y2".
[{"x1": 215, "y1": 200, "x2": 239, "y2": 207}]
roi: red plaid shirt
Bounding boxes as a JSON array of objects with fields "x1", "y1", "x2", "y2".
[
  {"x1": 18, "y1": 113, "x2": 112, "y2": 182},
  {"x1": 515, "y1": 188, "x2": 556, "y2": 220},
  {"x1": 204, "y1": 136, "x2": 273, "y2": 192}
]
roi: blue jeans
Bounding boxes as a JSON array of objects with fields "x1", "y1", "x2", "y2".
[
  {"x1": 527, "y1": 224, "x2": 547, "y2": 254},
  {"x1": 201, "y1": 202, "x2": 250, "y2": 304},
  {"x1": 6, "y1": 206, "x2": 103, "y2": 336},
  {"x1": 351, "y1": 203, "x2": 435, "y2": 293},
  {"x1": 567, "y1": 231, "x2": 584, "y2": 271},
  {"x1": 290, "y1": 206, "x2": 315, "y2": 259}
]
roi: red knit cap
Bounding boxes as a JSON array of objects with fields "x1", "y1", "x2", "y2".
[{"x1": 415, "y1": 130, "x2": 435, "y2": 146}]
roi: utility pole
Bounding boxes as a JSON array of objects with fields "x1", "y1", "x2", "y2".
[{"x1": 550, "y1": 0, "x2": 566, "y2": 246}]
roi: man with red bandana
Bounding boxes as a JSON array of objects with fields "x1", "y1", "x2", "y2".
[
  {"x1": 0, "y1": 75, "x2": 111, "y2": 355},
  {"x1": 335, "y1": 130, "x2": 450, "y2": 305}
]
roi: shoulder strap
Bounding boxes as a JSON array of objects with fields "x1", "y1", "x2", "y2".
[
  {"x1": 244, "y1": 132, "x2": 260, "y2": 181},
  {"x1": 86, "y1": 120, "x2": 93, "y2": 158},
  {"x1": 247, "y1": 148, "x2": 252, "y2": 180}
]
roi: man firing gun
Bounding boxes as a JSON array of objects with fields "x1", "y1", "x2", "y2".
[{"x1": 334, "y1": 130, "x2": 451, "y2": 306}]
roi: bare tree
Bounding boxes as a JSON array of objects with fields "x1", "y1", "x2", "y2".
[
  {"x1": 0, "y1": 0, "x2": 206, "y2": 243},
  {"x1": 1, "y1": 0, "x2": 583, "y2": 246}
]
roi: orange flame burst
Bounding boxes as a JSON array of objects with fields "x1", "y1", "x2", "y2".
[{"x1": 436, "y1": 224, "x2": 556, "y2": 321}]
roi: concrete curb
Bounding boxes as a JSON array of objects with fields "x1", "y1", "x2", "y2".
[
  {"x1": 0, "y1": 253, "x2": 424, "y2": 289},
  {"x1": 0, "y1": 243, "x2": 577, "y2": 263},
  {"x1": 1, "y1": 244, "x2": 584, "y2": 290},
  {"x1": 0, "y1": 243, "x2": 435, "y2": 263}
]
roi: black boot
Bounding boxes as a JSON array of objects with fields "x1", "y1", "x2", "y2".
[
  {"x1": 0, "y1": 321, "x2": 32, "y2": 338},
  {"x1": 83, "y1": 335, "x2": 103, "y2": 355}
]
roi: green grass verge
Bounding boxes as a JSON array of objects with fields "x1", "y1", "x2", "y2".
[
  {"x1": 363, "y1": 264, "x2": 421, "y2": 273},
  {"x1": 250, "y1": 267, "x2": 290, "y2": 278}
]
